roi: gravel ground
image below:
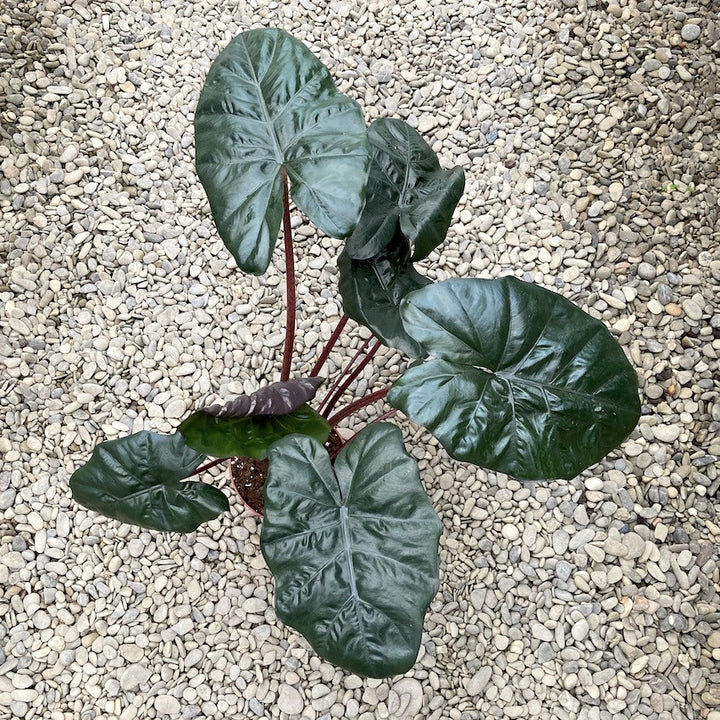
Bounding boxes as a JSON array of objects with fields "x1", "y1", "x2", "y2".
[{"x1": 1, "y1": 1, "x2": 719, "y2": 719}]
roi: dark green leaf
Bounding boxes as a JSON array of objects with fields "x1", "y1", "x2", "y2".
[
  {"x1": 261, "y1": 424, "x2": 441, "y2": 678},
  {"x1": 194, "y1": 28, "x2": 370, "y2": 274},
  {"x1": 344, "y1": 118, "x2": 465, "y2": 261},
  {"x1": 338, "y1": 230, "x2": 431, "y2": 357},
  {"x1": 388, "y1": 277, "x2": 641, "y2": 480},
  {"x1": 70, "y1": 432, "x2": 228, "y2": 532},
  {"x1": 202, "y1": 377, "x2": 324, "y2": 418},
  {"x1": 179, "y1": 404, "x2": 330, "y2": 459}
]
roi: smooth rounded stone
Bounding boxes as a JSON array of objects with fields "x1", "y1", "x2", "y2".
[
  {"x1": 465, "y1": 666, "x2": 492, "y2": 695},
  {"x1": 622, "y1": 532, "x2": 646, "y2": 559},
  {"x1": 682, "y1": 299, "x2": 703, "y2": 320},
  {"x1": 164, "y1": 399, "x2": 188, "y2": 419},
  {"x1": 277, "y1": 684, "x2": 303, "y2": 715},
  {"x1": 603, "y1": 537, "x2": 629, "y2": 558},
  {"x1": 553, "y1": 530, "x2": 570, "y2": 555},
  {"x1": 59, "y1": 144, "x2": 79, "y2": 163},
  {"x1": 555, "y1": 561, "x2": 573, "y2": 582},
  {"x1": 171, "y1": 618, "x2": 194, "y2": 635},
  {"x1": 637, "y1": 262, "x2": 656, "y2": 281},
  {"x1": 0, "y1": 488, "x2": 17, "y2": 511},
  {"x1": 656, "y1": 283, "x2": 673, "y2": 304},
  {"x1": 708, "y1": 631, "x2": 720, "y2": 649},
  {"x1": 608, "y1": 182, "x2": 624, "y2": 201},
  {"x1": 119, "y1": 664, "x2": 151, "y2": 691},
  {"x1": 584, "y1": 477, "x2": 603, "y2": 492},
  {"x1": 155, "y1": 695, "x2": 182, "y2": 715},
  {"x1": 571, "y1": 618, "x2": 590, "y2": 641},
  {"x1": 653, "y1": 425, "x2": 681, "y2": 443},
  {"x1": 681, "y1": 23, "x2": 701, "y2": 41},
  {"x1": 569, "y1": 528, "x2": 595, "y2": 550},
  {"x1": 248, "y1": 698, "x2": 264, "y2": 716},
  {"x1": 501, "y1": 524, "x2": 520, "y2": 541},
  {"x1": 2, "y1": 552, "x2": 26, "y2": 570},
  {"x1": 387, "y1": 678, "x2": 423, "y2": 719},
  {"x1": 531, "y1": 623, "x2": 554, "y2": 642},
  {"x1": 588, "y1": 200, "x2": 604, "y2": 217},
  {"x1": 127, "y1": 539, "x2": 145, "y2": 558}
]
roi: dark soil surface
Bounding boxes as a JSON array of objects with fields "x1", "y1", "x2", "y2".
[{"x1": 229, "y1": 430, "x2": 344, "y2": 516}]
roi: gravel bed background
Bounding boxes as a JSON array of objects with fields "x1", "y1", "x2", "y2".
[{"x1": 1, "y1": 0, "x2": 719, "y2": 719}]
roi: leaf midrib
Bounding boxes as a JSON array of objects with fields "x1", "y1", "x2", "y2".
[{"x1": 239, "y1": 36, "x2": 284, "y2": 165}]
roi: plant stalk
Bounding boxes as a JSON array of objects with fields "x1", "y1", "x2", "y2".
[
  {"x1": 329, "y1": 408, "x2": 398, "y2": 460},
  {"x1": 321, "y1": 339, "x2": 382, "y2": 418},
  {"x1": 310, "y1": 313, "x2": 349, "y2": 377},
  {"x1": 184, "y1": 457, "x2": 226, "y2": 479},
  {"x1": 327, "y1": 387, "x2": 389, "y2": 427},
  {"x1": 280, "y1": 168, "x2": 296, "y2": 382}
]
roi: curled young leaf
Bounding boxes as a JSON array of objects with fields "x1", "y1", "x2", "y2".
[
  {"x1": 338, "y1": 230, "x2": 430, "y2": 357},
  {"x1": 202, "y1": 377, "x2": 324, "y2": 418},
  {"x1": 70, "y1": 432, "x2": 228, "y2": 533},
  {"x1": 389, "y1": 277, "x2": 641, "y2": 480},
  {"x1": 344, "y1": 118, "x2": 465, "y2": 261},
  {"x1": 261, "y1": 424, "x2": 442, "y2": 678},
  {"x1": 194, "y1": 28, "x2": 370, "y2": 274}
]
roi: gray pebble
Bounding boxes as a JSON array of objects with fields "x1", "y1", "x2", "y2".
[
  {"x1": 656, "y1": 284, "x2": 673, "y2": 304},
  {"x1": 249, "y1": 698, "x2": 265, "y2": 716},
  {"x1": 0, "y1": 488, "x2": 16, "y2": 511},
  {"x1": 680, "y1": 23, "x2": 701, "y2": 41},
  {"x1": 637, "y1": 262, "x2": 656, "y2": 281}
]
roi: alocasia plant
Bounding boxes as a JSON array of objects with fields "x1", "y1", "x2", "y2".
[{"x1": 69, "y1": 28, "x2": 640, "y2": 679}]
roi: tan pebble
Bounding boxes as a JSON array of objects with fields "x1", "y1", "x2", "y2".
[{"x1": 665, "y1": 303, "x2": 682, "y2": 316}]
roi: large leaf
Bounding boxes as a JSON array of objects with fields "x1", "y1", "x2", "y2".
[
  {"x1": 388, "y1": 277, "x2": 641, "y2": 480},
  {"x1": 194, "y1": 28, "x2": 370, "y2": 274},
  {"x1": 202, "y1": 377, "x2": 324, "y2": 417},
  {"x1": 338, "y1": 230, "x2": 431, "y2": 357},
  {"x1": 261, "y1": 424, "x2": 441, "y2": 678},
  {"x1": 344, "y1": 118, "x2": 465, "y2": 261},
  {"x1": 179, "y1": 404, "x2": 330, "y2": 459},
  {"x1": 70, "y1": 432, "x2": 228, "y2": 532}
]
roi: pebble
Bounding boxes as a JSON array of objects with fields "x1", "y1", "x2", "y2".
[
  {"x1": 155, "y1": 695, "x2": 182, "y2": 715},
  {"x1": 681, "y1": 23, "x2": 701, "y2": 41},
  {"x1": 387, "y1": 678, "x2": 423, "y2": 719},
  {"x1": 119, "y1": 665, "x2": 151, "y2": 691},
  {"x1": 466, "y1": 666, "x2": 492, "y2": 695},
  {"x1": 653, "y1": 425, "x2": 681, "y2": 443},
  {"x1": 571, "y1": 618, "x2": 590, "y2": 641},
  {"x1": 277, "y1": 685, "x2": 303, "y2": 715},
  {"x1": 682, "y1": 298, "x2": 703, "y2": 320}
]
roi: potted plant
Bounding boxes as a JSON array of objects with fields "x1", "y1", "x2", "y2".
[{"x1": 69, "y1": 28, "x2": 640, "y2": 679}]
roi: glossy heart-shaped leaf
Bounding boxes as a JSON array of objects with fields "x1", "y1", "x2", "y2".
[
  {"x1": 70, "y1": 432, "x2": 228, "y2": 532},
  {"x1": 388, "y1": 277, "x2": 641, "y2": 480},
  {"x1": 195, "y1": 28, "x2": 370, "y2": 274},
  {"x1": 338, "y1": 230, "x2": 431, "y2": 357},
  {"x1": 201, "y1": 377, "x2": 324, "y2": 418},
  {"x1": 261, "y1": 424, "x2": 441, "y2": 678},
  {"x1": 179, "y1": 404, "x2": 330, "y2": 459},
  {"x1": 344, "y1": 118, "x2": 465, "y2": 261}
]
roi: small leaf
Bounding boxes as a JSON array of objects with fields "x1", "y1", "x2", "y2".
[
  {"x1": 389, "y1": 277, "x2": 641, "y2": 480},
  {"x1": 70, "y1": 432, "x2": 228, "y2": 532},
  {"x1": 344, "y1": 118, "x2": 465, "y2": 261},
  {"x1": 202, "y1": 377, "x2": 324, "y2": 418},
  {"x1": 179, "y1": 404, "x2": 331, "y2": 459},
  {"x1": 194, "y1": 28, "x2": 370, "y2": 274},
  {"x1": 261, "y1": 424, "x2": 441, "y2": 678},
  {"x1": 338, "y1": 230, "x2": 431, "y2": 357}
]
